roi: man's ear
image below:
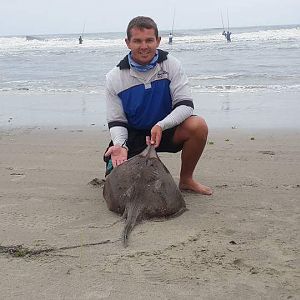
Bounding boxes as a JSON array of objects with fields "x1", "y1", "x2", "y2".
[
  {"x1": 157, "y1": 36, "x2": 161, "y2": 46},
  {"x1": 125, "y1": 38, "x2": 130, "y2": 49}
]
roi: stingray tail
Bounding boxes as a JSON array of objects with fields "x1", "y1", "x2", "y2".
[{"x1": 122, "y1": 204, "x2": 141, "y2": 247}]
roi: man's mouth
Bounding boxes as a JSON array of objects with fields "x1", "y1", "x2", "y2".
[{"x1": 139, "y1": 52, "x2": 150, "y2": 56}]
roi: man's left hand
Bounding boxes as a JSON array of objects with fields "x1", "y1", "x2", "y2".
[{"x1": 150, "y1": 125, "x2": 162, "y2": 148}]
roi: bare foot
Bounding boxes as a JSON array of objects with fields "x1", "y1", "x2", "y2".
[{"x1": 179, "y1": 178, "x2": 213, "y2": 195}]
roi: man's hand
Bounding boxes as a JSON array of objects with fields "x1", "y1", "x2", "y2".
[
  {"x1": 104, "y1": 145, "x2": 128, "y2": 167},
  {"x1": 150, "y1": 125, "x2": 162, "y2": 148}
]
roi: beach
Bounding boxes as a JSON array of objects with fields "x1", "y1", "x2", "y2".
[
  {"x1": 0, "y1": 126, "x2": 299, "y2": 299},
  {"x1": 1, "y1": 24, "x2": 300, "y2": 299}
]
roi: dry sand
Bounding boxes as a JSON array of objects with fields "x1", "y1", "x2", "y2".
[{"x1": 0, "y1": 126, "x2": 299, "y2": 299}]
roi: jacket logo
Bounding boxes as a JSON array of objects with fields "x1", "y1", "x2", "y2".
[{"x1": 157, "y1": 70, "x2": 168, "y2": 78}]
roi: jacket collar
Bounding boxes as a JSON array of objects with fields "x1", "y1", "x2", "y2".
[{"x1": 117, "y1": 49, "x2": 169, "y2": 70}]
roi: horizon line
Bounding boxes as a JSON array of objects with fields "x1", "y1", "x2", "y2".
[{"x1": 1, "y1": 23, "x2": 299, "y2": 38}]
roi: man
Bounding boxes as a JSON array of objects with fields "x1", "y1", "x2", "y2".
[
  {"x1": 226, "y1": 31, "x2": 231, "y2": 42},
  {"x1": 168, "y1": 32, "x2": 173, "y2": 45},
  {"x1": 104, "y1": 16, "x2": 212, "y2": 195}
]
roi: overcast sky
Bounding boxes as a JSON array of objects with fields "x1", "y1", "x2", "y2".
[{"x1": 1, "y1": 0, "x2": 299, "y2": 36}]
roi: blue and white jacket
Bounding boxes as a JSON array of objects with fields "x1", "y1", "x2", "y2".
[{"x1": 105, "y1": 49, "x2": 194, "y2": 131}]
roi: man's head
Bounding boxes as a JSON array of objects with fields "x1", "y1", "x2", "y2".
[
  {"x1": 126, "y1": 16, "x2": 158, "y2": 40},
  {"x1": 125, "y1": 16, "x2": 161, "y2": 66}
]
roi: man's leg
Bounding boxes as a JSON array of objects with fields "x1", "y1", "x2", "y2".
[{"x1": 173, "y1": 116, "x2": 212, "y2": 195}]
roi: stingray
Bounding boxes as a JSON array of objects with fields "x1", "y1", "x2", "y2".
[{"x1": 103, "y1": 145, "x2": 186, "y2": 247}]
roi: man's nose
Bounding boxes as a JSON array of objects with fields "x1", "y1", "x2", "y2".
[{"x1": 140, "y1": 41, "x2": 147, "y2": 48}]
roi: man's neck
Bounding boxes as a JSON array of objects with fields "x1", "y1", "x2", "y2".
[{"x1": 128, "y1": 51, "x2": 158, "y2": 72}]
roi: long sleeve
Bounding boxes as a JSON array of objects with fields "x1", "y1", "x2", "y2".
[{"x1": 156, "y1": 105, "x2": 193, "y2": 130}]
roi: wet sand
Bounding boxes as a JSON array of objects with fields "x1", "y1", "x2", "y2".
[
  {"x1": 0, "y1": 127, "x2": 299, "y2": 299},
  {"x1": 1, "y1": 90, "x2": 300, "y2": 130}
]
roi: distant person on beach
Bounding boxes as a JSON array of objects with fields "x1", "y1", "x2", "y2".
[
  {"x1": 222, "y1": 30, "x2": 231, "y2": 42},
  {"x1": 168, "y1": 32, "x2": 173, "y2": 44},
  {"x1": 226, "y1": 31, "x2": 231, "y2": 42},
  {"x1": 103, "y1": 16, "x2": 212, "y2": 195},
  {"x1": 79, "y1": 35, "x2": 83, "y2": 44}
]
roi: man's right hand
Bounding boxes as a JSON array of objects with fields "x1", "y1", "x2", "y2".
[{"x1": 104, "y1": 145, "x2": 128, "y2": 167}]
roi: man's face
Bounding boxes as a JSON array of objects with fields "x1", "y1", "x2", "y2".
[{"x1": 125, "y1": 27, "x2": 161, "y2": 65}]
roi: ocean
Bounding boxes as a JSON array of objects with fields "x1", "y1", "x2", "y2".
[{"x1": 0, "y1": 24, "x2": 300, "y2": 129}]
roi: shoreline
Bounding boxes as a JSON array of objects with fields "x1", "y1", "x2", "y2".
[
  {"x1": 1, "y1": 89, "x2": 300, "y2": 130},
  {"x1": 0, "y1": 127, "x2": 299, "y2": 299}
]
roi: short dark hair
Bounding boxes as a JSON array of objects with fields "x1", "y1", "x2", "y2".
[{"x1": 126, "y1": 16, "x2": 159, "y2": 40}]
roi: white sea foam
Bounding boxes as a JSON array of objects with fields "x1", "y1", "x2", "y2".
[
  {"x1": 236, "y1": 28, "x2": 300, "y2": 42},
  {"x1": 161, "y1": 27, "x2": 300, "y2": 45},
  {"x1": 0, "y1": 36, "x2": 126, "y2": 55},
  {"x1": 192, "y1": 84, "x2": 300, "y2": 93},
  {"x1": 0, "y1": 26, "x2": 299, "y2": 54},
  {"x1": 189, "y1": 73, "x2": 244, "y2": 80},
  {"x1": 0, "y1": 25, "x2": 299, "y2": 96}
]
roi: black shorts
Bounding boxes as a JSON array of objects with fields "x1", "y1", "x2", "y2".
[{"x1": 103, "y1": 126, "x2": 183, "y2": 167}]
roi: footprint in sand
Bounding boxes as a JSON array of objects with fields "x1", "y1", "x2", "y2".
[
  {"x1": 258, "y1": 150, "x2": 275, "y2": 155},
  {"x1": 10, "y1": 172, "x2": 26, "y2": 182},
  {"x1": 215, "y1": 184, "x2": 228, "y2": 188},
  {"x1": 82, "y1": 283, "x2": 113, "y2": 299},
  {"x1": 281, "y1": 184, "x2": 300, "y2": 189}
]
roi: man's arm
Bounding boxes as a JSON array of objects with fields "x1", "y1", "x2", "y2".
[
  {"x1": 105, "y1": 75, "x2": 129, "y2": 166},
  {"x1": 150, "y1": 105, "x2": 193, "y2": 147},
  {"x1": 150, "y1": 55, "x2": 194, "y2": 146},
  {"x1": 156, "y1": 105, "x2": 193, "y2": 131},
  {"x1": 109, "y1": 126, "x2": 128, "y2": 149}
]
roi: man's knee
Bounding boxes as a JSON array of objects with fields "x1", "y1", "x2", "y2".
[
  {"x1": 174, "y1": 116, "x2": 208, "y2": 143},
  {"x1": 183, "y1": 116, "x2": 208, "y2": 136}
]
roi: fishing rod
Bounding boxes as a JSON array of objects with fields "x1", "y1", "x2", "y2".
[
  {"x1": 81, "y1": 20, "x2": 86, "y2": 38},
  {"x1": 171, "y1": 8, "x2": 176, "y2": 35},
  {"x1": 227, "y1": 8, "x2": 230, "y2": 31},
  {"x1": 220, "y1": 9, "x2": 225, "y2": 31}
]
